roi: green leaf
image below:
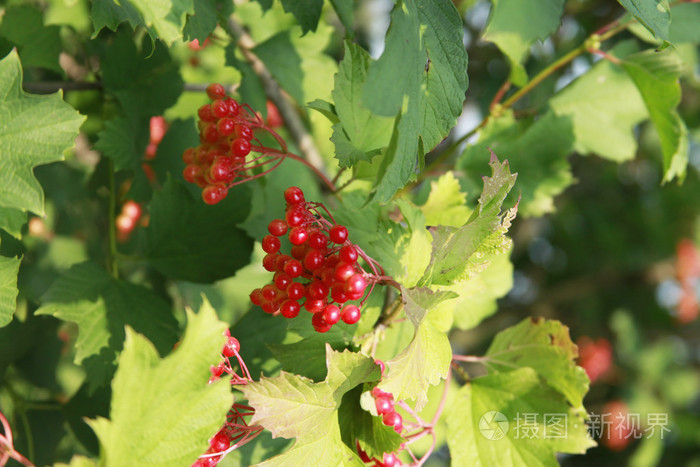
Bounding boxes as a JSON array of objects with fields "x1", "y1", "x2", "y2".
[
  {"x1": 241, "y1": 346, "x2": 379, "y2": 466},
  {"x1": 421, "y1": 152, "x2": 517, "y2": 286},
  {"x1": 0, "y1": 50, "x2": 85, "y2": 216},
  {"x1": 280, "y1": 0, "x2": 324, "y2": 35},
  {"x1": 94, "y1": 116, "x2": 150, "y2": 171},
  {"x1": 617, "y1": 0, "x2": 671, "y2": 42},
  {"x1": 0, "y1": 207, "x2": 27, "y2": 239},
  {"x1": 183, "y1": 0, "x2": 219, "y2": 42},
  {"x1": 331, "y1": 42, "x2": 394, "y2": 167},
  {"x1": 306, "y1": 99, "x2": 340, "y2": 124},
  {"x1": 100, "y1": 32, "x2": 183, "y2": 118},
  {"x1": 329, "y1": 0, "x2": 354, "y2": 34},
  {"x1": 91, "y1": 0, "x2": 194, "y2": 45},
  {"x1": 378, "y1": 287, "x2": 455, "y2": 411},
  {"x1": 87, "y1": 301, "x2": 232, "y2": 467},
  {"x1": 143, "y1": 178, "x2": 254, "y2": 283},
  {"x1": 669, "y1": 4, "x2": 700, "y2": 43},
  {"x1": 36, "y1": 261, "x2": 180, "y2": 391},
  {"x1": 0, "y1": 5, "x2": 63, "y2": 73},
  {"x1": 362, "y1": 0, "x2": 469, "y2": 202},
  {"x1": 459, "y1": 111, "x2": 575, "y2": 217},
  {"x1": 253, "y1": 31, "x2": 304, "y2": 103},
  {"x1": 485, "y1": 317, "x2": 590, "y2": 410},
  {"x1": 622, "y1": 50, "x2": 688, "y2": 183},
  {"x1": 420, "y1": 172, "x2": 472, "y2": 226},
  {"x1": 482, "y1": 0, "x2": 565, "y2": 85},
  {"x1": 446, "y1": 368, "x2": 595, "y2": 467},
  {"x1": 0, "y1": 255, "x2": 21, "y2": 327}
]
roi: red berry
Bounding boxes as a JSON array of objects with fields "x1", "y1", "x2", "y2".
[
  {"x1": 210, "y1": 362, "x2": 225, "y2": 377},
  {"x1": 304, "y1": 299, "x2": 325, "y2": 313},
  {"x1": 283, "y1": 259, "x2": 303, "y2": 278},
  {"x1": 249, "y1": 288, "x2": 263, "y2": 306},
  {"x1": 262, "y1": 284, "x2": 279, "y2": 301},
  {"x1": 262, "y1": 235, "x2": 281, "y2": 254},
  {"x1": 183, "y1": 164, "x2": 201, "y2": 183},
  {"x1": 312, "y1": 312, "x2": 332, "y2": 332},
  {"x1": 211, "y1": 99, "x2": 229, "y2": 118},
  {"x1": 330, "y1": 286, "x2": 349, "y2": 304},
  {"x1": 198, "y1": 104, "x2": 216, "y2": 121},
  {"x1": 206, "y1": 83, "x2": 226, "y2": 100},
  {"x1": 372, "y1": 387, "x2": 392, "y2": 399},
  {"x1": 280, "y1": 299, "x2": 301, "y2": 318},
  {"x1": 274, "y1": 254, "x2": 292, "y2": 271},
  {"x1": 273, "y1": 271, "x2": 292, "y2": 289},
  {"x1": 222, "y1": 336, "x2": 240, "y2": 357},
  {"x1": 268, "y1": 219, "x2": 288, "y2": 236},
  {"x1": 339, "y1": 245, "x2": 358, "y2": 263},
  {"x1": 382, "y1": 411, "x2": 402, "y2": 430},
  {"x1": 322, "y1": 304, "x2": 340, "y2": 325},
  {"x1": 232, "y1": 138, "x2": 251, "y2": 158},
  {"x1": 334, "y1": 262, "x2": 355, "y2": 282},
  {"x1": 289, "y1": 227, "x2": 308, "y2": 245},
  {"x1": 308, "y1": 231, "x2": 328, "y2": 250},
  {"x1": 287, "y1": 282, "x2": 305, "y2": 300},
  {"x1": 261, "y1": 300, "x2": 279, "y2": 314},
  {"x1": 341, "y1": 304, "x2": 361, "y2": 324},
  {"x1": 224, "y1": 98, "x2": 239, "y2": 116},
  {"x1": 236, "y1": 124, "x2": 253, "y2": 140},
  {"x1": 217, "y1": 117, "x2": 236, "y2": 136},
  {"x1": 284, "y1": 186, "x2": 305, "y2": 205},
  {"x1": 209, "y1": 159, "x2": 233, "y2": 183},
  {"x1": 345, "y1": 274, "x2": 367, "y2": 295},
  {"x1": 285, "y1": 207, "x2": 305, "y2": 227},
  {"x1": 383, "y1": 453, "x2": 399, "y2": 467},
  {"x1": 291, "y1": 245, "x2": 307, "y2": 260},
  {"x1": 307, "y1": 281, "x2": 329, "y2": 300},
  {"x1": 304, "y1": 250, "x2": 325, "y2": 270},
  {"x1": 375, "y1": 396, "x2": 394, "y2": 415},
  {"x1": 182, "y1": 148, "x2": 195, "y2": 164},
  {"x1": 329, "y1": 225, "x2": 349, "y2": 244},
  {"x1": 209, "y1": 430, "x2": 230, "y2": 452},
  {"x1": 262, "y1": 253, "x2": 278, "y2": 272},
  {"x1": 202, "y1": 184, "x2": 227, "y2": 205}
]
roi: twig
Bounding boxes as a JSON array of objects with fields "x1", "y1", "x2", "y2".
[{"x1": 225, "y1": 17, "x2": 330, "y2": 187}]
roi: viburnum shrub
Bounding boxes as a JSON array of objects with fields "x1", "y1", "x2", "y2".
[{"x1": 2, "y1": 1, "x2": 700, "y2": 466}]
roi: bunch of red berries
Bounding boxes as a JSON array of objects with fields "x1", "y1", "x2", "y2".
[
  {"x1": 181, "y1": 83, "x2": 285, "y2": 205},
  {"x1": 249, "y1": 187, "x2": 383, "y2": 333},
  {"x1": 372, "y1": 386, "x2": 403, "y2": 433}
]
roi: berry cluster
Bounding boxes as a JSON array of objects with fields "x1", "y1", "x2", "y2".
[
  {"x1": 250, "y1": 187, "x2": 385, "y2": 333},
  {"x1": 193, "y1": 329, "x2": 262, "y2": 466},
  {"x1": 116, "y1": 200, "x2": 143, "y2": 243},
  {"x1": 372, "y1": 387, "x2": 403, "y2": 434},
  {"x1": 182, "y1": 83, "x2": 286, "y2": 205}
]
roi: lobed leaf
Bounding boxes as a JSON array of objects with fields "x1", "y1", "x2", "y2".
[
  {"x1": 617, "y1": 0, "x2": 671, "y2": 42},
  {"x1": 87, "y1": 301, "x2": 232, "y2": 466},
  {"x1": 0, "y1": 50, "x2": 85, "y2": 216},
  {"x1": 280, "y1": 0, "x2": 324, "y2": 35},
  {"x1": 0, "y1": 5, "x2": 62, "y2": 73}
]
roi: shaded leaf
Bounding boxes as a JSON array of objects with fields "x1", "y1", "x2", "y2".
[
  {"x1": 280, "y1": 0, "x2": 324, "y2": 35},
  {"x1": 0, "y1": 255, "x2": 21, "y2": 327},
  {"x1": 618, "y1": 0, "x2": 671, "y2": 42},
  {"x1": 0, "y1": 5, "x2": 62, "y2": 73}
]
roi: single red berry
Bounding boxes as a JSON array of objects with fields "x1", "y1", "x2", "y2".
[
  {"x1": 312, "y1": 312, "x2": 332, "y2": 332},
  {"x1": 322, "y1": 304, "x2": 341, "y2": 325},
  {"x1": 224, "y1": 98, "x2": 239, "y2": 116},
  {"x1": 283, "y1": 259, "x2": 303, "y2": 278},
  {"x1": 235, "y1": 124, "x2": 253, "y2": 140},
  {"x1": 372, "y1": 387, "x2": 392, "y2": 399},
  {"x1": 284, "y1": 186, "x2": 305, "y2": 205},
  {"x1": 304, "y1": 250, "x2": 325, "y2": 270},
  {"x1": 217, "y1": 117, "x2": 236, "y2": 136},
  {"x1": 249, "y1": 288, "x2": 263, "y2": 306},
  {"x1": 182, "y1": 148, "x2": 195, "y2": 164},
  {"x1": 329, "y1": 225, "x2": 349, "y2": 244},
  {"x1": 209, "y1": 159, "x2": 233, "y2": 183},
  {"x1": 202, "y1": 184, "x2": 227, "y2": 205},
  {"x1": 262, "y1": 235, "x2": 282, "y2": 254},
  {"x1": 291, "y1": 244, "x2": 307, "y2": 260},
  {"x1": 383, "y1": 453, "x2": 399, "y2": 467},
  {"x1": 268, "y1": 219, "x2": 288, "y2": 237},
  {"x1": 334, "y1": 262, "x2": 355, "y2": 282},
  {"x1": 183, "y1": 164, "x2": 201, "y2": 183},
  {"x1": 345, "y1": 273, "x2": 367, "y2": 295},
  {"x1": 210, "y1": 99, "x2": 229, "y2": 118},
  {"x1": 285, "y1": 206, "x2": 306, "y2": 227},
  {"x1": 339, "y1": 245, "x2": 358, "y2": 263},
  {"x1": 262, "y1": 253, "x2": 279, "y2": 272},
  {"x1": 198, "y1": 104, "x2": 216, "y2": 121},
  {"x1": 287, "y1": 282, "x2": 305, "y2": 300},
  {"x1": 203, "y1": 123, "x2": 220, "y2": 144},
  {"x1": 307, "y1": 281, "x2": 329, "y2": 300},
  {"x1": 261, "y1": 284, "x2": 279, "y2": 301},
  {"x1": 280, "y1": 299, "x2": 301, "y2": 318},
  {"x1": 210, "y1": 361, "x2": 225, "y2": 377},
  {"x1": 209, "y1": 430, "x2": 230, "y2": 452},
  {"x1": 206, "y1": 83, "x2": 226, "y2": 100},
  {"x1": 375, "y1": 396, "x2": 394, "y2": 415},
  {"x1": 341, "y1": 304, "x2": 361, "y2": 324},
  {"x1": 289, "y1": 227, "x2": 308, "y2": 245},
  {"x1": 194, "y1": 456, "x2": 218, "y2": 467},
  {"x1": 232, "y1": 138, "x2": 251, "y2": 158},
  {"x1": 308, "y1": 231, "x2": 328, "y2": 250},
  {"x1": 222, "y1": 336, "x2": 240, "y2": 357},
  {"x1": 382, "y1": 411, "x2": 402, "y2": 430},
  {"x1": 274, "y1": 254, "x2": 292, "y2": 271},
  {"x1": 304, "y1": 299, "x2": 325, "y2": 313},
  {"x1": 273, "y1": 271, "x2": 292, "y2": 290},
  {"x1": 331, "y1": 286, "x2": 349, "y2": 304},
  {"x1": 261, "y1": 300, "x2": 279, "y2": 314}
]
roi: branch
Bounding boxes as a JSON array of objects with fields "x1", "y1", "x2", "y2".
[{"x1": 225, "y1": 17, "x2": 330, "y2": 187}]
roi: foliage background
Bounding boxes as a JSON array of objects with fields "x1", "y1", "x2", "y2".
[{"x1": 0, "y1": 0, "x2": 699, "y2": 466}]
